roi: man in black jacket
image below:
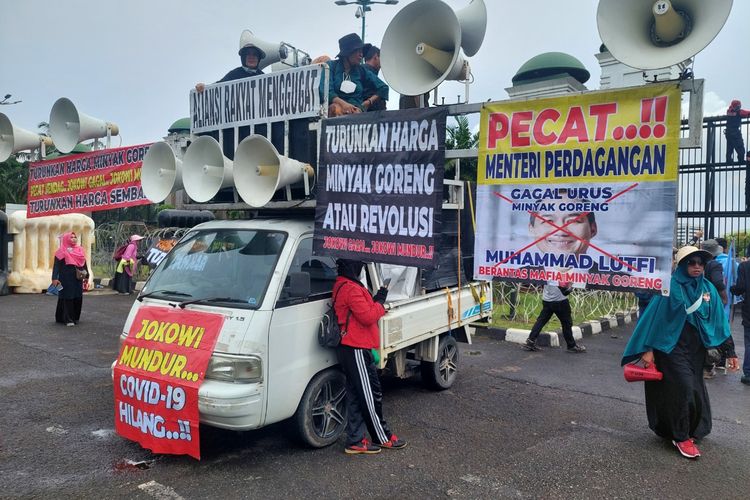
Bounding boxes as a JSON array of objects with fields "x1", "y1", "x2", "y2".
[
  {"x1": 195, "y1": 30, "x2": 266, "y2": 93},
  {"x1": 730, "y1": 259, "x2": 750, "y2": 385}
]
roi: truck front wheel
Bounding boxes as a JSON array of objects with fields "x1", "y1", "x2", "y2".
[
  {"x1": 294, "y1": 368, "x2": 348, "y2": 448},
  {"x1": 421, "y1": 335, "x2": 459, "y2": 390}
]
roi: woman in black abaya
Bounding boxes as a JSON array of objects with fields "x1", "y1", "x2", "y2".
[
  {"x1": 51, "y1": 231, "x2": 89, "y2": 326},
  {"x1": 622, "y1": 246, "x2": 739, "y2": 459}
]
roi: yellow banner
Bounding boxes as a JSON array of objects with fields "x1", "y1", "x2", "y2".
[{"x1": 478, "y1": 84, "x2": 681, "y2": 185}]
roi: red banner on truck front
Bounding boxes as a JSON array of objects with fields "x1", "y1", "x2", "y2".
[
  {"x1": 26, "y1": 143, "x2": 153, "y2": 218},
  {"x1": 113, "y1": 306, "x2": 224, "y2": 460}
]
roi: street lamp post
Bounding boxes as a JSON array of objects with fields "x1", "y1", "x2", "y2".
[
  {"x1": 0, "y1": 94, "x2": 22, "y2": 105},
  {"x1": 333, "y1": 0, "x2": 399, "y2": 46}
]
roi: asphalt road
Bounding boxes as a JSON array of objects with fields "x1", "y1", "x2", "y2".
[{"x1": 1, "y1": 291, "x2": 748, "y2": 499}]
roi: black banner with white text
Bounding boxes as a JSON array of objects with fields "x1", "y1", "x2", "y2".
[{"x1": 313, "y1": 107, "x2": 447, "y2": 268}]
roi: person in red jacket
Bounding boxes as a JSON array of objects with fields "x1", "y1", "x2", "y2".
[
  {"x1": 725, "y1": 99, "x2": 750, "y2": 163},
  {"x1": 333, "y1": 259, "x2": 407, "y2": 454}
]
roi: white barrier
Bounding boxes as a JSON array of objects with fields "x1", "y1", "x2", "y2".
[{"x1": 7, "y1": 212, "x2": 95, "y2": 293}]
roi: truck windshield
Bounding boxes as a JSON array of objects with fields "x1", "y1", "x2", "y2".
[{"x1": 142, "y1": 229, "x2": 287, "y2": 309}]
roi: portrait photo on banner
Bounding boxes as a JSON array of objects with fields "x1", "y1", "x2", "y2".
[{"x1": 473, "y1": 181, "x2": 676, "y2": 293}]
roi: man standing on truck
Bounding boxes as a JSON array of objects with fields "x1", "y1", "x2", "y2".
[
  {"x1": 362, "y1": 43, "x2": 386, "y2": 112},
  {"x1": 194, "y1": 30, "x2": 266, "y2": 93},
  {"x1": 333, "y1": 259, "x2": 407, "y2": 454}
]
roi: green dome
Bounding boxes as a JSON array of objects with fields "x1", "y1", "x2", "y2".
[
  {"x1": 46, "y1": 143, "x2": 91, "y2": 159},
  {"x1": 168, "y1": 118, "x2": 191, "y2": 134},
  {"x1": 512, "y1": 52, "x2": 590, "y2": 85}
]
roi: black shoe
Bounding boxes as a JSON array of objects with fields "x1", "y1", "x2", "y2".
[
  {"x1": 741, "y1": 376, "x2": 750, "y2": 386},
  {"x1": 378, "y1": 435, "x2": 407, "y2": 450},
  {"x1": 522, "y1": 339, "x2": 541, "y2": 351},
  {"x1": 566, "y1": 344, "x2": 587, "y2": 353},
  {"x1": 345, "y1": 438, "x2": 381, "y2": 455}
]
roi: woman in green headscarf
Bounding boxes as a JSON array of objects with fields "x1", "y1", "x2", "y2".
[{"x1": 622, "y1": 246, "x2": 739, "y2": 459}]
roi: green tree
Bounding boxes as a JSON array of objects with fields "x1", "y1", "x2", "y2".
[
  {"x1": 0, "y1": 157, "x2": 29, "y2": 205},
  {"x1": 445, "y1": 115, "x2": 479, "y2": 181}
]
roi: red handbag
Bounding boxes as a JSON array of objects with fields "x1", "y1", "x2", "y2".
[{"x1": 623, "y1": 360, "x2": 663, "y2": 382}]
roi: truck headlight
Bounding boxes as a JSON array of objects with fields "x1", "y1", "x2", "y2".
[{"x1": 205, "y1": 354, "x2": 263, "y2": 383}]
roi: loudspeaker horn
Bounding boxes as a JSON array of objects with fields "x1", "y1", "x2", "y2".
[
  {"x1": 182, "y1": 136, "x2": 234, "y2": 203},
  {"x1": 597, "y1": 0, "x2": 733, "y2": 70},
  {"x1": 381, "y1": 0, "x2": 469, "y2": 96},
  {"x1": 141, "y1": 142, "x2": 184, "y2": 203},
  {"x1": 456, "y1": 0, "x2": 487, "y2": 57},
  {"x1": 0, "y1": 113, "x2": 54, "y2": 162},
  {"x1": 239, "y1": 30, "x2": 289, "y2": 70},
  {"x1": 234, "y1": 134, "x2": 314, "y2": 208},
  {"x1": 49, "y1": 98, "x2": 119, "y2": 154}
]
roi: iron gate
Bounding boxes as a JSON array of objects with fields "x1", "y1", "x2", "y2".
[{"x1": 678, "y1": 114, "x2": 750, "y2": 245}]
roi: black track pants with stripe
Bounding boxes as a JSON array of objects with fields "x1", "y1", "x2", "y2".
[{"x1": 337, "y1": 345, "x2": 392, "y2": 446}]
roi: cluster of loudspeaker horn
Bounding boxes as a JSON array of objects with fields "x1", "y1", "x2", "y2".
[
  {"x1": 141, "y1": 135, "x2": 314, "y2": 207},
  {"x1": 0, "y1": 97, "x2": 119, "y2": 162},
  {"x1": 5, "y1": 0, "x2": 734, "y2": 169},
  {"x1": 0, "y1": 113, "x2": 53, "y2": 163},
  {"x1": 381, "y1": 0, "x2": 487, "y2": 96},
  {"x1": 597, "y1": 0, "x2": 733, "y2": 71},
  {"x1": 238, "y1": 29, "x2": 312, "y2": 71}
]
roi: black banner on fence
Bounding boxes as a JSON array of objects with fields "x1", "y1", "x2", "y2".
[{"x1": 313, "y1": 107, "x2": 447, "y2": 268}]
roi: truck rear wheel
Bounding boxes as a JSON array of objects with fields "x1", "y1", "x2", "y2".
[
  {"x1": 421, "y1": 335, "x2": 459, "y2": 390},
  {"x1": 294, "y1": 368, "x2": 347, "y2": 448}
]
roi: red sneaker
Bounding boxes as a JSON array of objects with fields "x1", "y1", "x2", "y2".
[
  {"x1": 378, "y1": 434, "x2": 407, "y2": 450},
  {"x1": 345, "y1": 438, "x2": 381, "y2": 455},
  {"x1": 672, "y1": 439, "x2": 701, "y2": 458}
]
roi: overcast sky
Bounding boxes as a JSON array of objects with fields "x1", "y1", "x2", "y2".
[{"x1": 1, "y1": 0, "x2": 748, "y2": 147}]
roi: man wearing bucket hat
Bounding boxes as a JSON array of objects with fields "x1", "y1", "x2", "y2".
[
  {"x1": 622, "y1": 246, "x2": 739, "y2": 459},
  {"x1": 325, "y1": 33, "x2": 389, "y2": 117},
  {"x1": 112, "y1": 234, "x2": 146, "y2": 295},
  {"x1": 195, "y1": 30, "x2": 266, "y2": 93}
]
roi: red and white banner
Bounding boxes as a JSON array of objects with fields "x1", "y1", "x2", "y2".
[
  {"x1": 26, "y1": 143, "x2": 153, "y2": 218},
  {"x1": 113, "y1": 306, "x2": 224, "y2": 460}
]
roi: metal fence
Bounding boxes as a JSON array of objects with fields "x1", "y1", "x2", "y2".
[
  {"x1": 678, "y1": 115, "x2": 750, "y2": 243},
  {"x1": 492, "y1": 282, "x2": 637, "y2": 325},
  {"x1": 92, "y1": 222, "x2": 190, "y2": 280}
]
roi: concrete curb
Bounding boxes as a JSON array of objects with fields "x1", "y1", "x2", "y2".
[
  {"x1": 92, "y1": 278, "x2": 146, "y2": 292},
  {"x1": 474, "y1": 307, "x2": 639, "y2": 348}
]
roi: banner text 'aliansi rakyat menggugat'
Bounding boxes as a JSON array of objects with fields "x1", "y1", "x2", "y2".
[{"x1": 473, "y1": 83, "x2": 681, "y2": 295}]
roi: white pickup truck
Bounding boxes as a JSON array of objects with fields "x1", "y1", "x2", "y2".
[{"x1": 118, "y1": 216, "x2": 492, "y2": 447}]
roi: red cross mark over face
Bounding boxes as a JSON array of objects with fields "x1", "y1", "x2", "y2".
[{"x1": 492, "y1": 183, "x2": 639, "y2": 272}]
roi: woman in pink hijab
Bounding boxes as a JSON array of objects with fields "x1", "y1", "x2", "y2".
[
  {"x1": 113, "y1": 234, "x2": 145, "y2": 295},
  {"x1": 51, "y1": 231, "x2": 89, "y2": 326}
]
